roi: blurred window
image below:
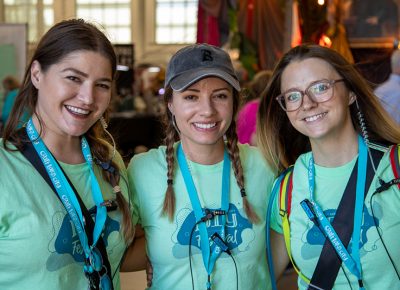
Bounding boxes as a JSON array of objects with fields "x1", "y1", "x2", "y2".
[
  {"x1": 4, "y1": 0, "x2": 54, "y2": 42},
  {"x1": 155, "y1": 0, "x2": 197, "y2": 44},
  {"x1": 76, "y1": 0, "x2": 131, "y2": 43}
]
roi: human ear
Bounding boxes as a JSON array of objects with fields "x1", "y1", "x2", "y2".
[
  {"x1": 167, "y1": 102, "x2": 174, "y2": 115},
  {"x1": 31, "y1": 60, "x2": 42, "y2": 89},
  {"x1": 349, "y1": 91, "x2": 357, "y2": 105}
]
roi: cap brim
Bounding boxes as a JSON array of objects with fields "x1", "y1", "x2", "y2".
[{"x1": 170, "y1": 68, "x2": 240, "y2": 92}]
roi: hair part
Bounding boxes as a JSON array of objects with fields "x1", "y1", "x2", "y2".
[{"x1": 257, "y1": 44, "x2": 400, "y2": 173}]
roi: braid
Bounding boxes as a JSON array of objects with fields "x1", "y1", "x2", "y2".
[
  {"x1": 88, "y1": 119, "x2": 135, "y2": 244},
  {"x1": 226, "y1": 121, "x2": 260, "y2": 224},
  {"x1": 162, "y1": 119, "x2": 177, "y2": 220}
]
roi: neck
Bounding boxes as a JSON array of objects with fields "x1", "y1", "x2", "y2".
[
  {"x1": 181, "y1": 140, "x2": 225, "y2": 165},
  {"x1": 310, "y1": 130, "x2": 359, "y2": 167},
  {"x1": 32, "y1": 116, "x2": 85, "y2": 164}
]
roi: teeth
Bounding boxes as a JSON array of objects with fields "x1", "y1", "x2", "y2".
[
  {"x1": 193, "y1": 122, "x2": 216, "y2": 129},
  {"x1": 304, "y1": 113, "x2": 326, "y2": 122},
  {"x1": 65, "y1": 105, "x2": 90, "y2": 115}
]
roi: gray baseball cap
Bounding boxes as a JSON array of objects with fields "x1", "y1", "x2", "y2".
[{"x1": 165, "y1": 43, "x2": 241, "y2": 92}]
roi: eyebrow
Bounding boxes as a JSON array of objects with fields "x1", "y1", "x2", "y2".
[
  {"x1": 61, "y1": 68, "x2": 112, "y2": 83},
  {"x1": 185, "y1": 87, "x2": 231, "y2": 93}
]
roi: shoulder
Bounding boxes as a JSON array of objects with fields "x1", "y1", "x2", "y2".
[
  {"x1": 293, "y1": 151, "x2": 312, "y2": 168},
  {"x1": 0, "y1": 139, "x2": 19, "y2": 160},
  {"x1": 238, "y1": 143, "x2": 275, "y2": 175},
  {"x1": 0, "y1": 139, "x2": 31, "y2": 177},
  {"x1": 375, "y1": 143, "x2": 399, "y2": 173},
  {"x1": 238, "y1": 143, "x2": 262, "y2": 161},
  {"x1": 127, "y1": 145, "x2": 167, "y2": 173}
]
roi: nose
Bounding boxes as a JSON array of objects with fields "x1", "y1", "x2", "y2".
[
  {"x1": 199, "y1": 97, "x2": 216, "y2": 116},
  {"x1": 78, "y1": 83, "x2": 95, "y2": 105},
  {"x1": 301, "y1": 92, "x2": 317, "y2": 110}
]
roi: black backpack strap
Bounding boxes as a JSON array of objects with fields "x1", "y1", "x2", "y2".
[
  {"x1": 309, "y1": 148, "x2": 384, "y2": 290},
  {"x1": 18, "y1": 134, "x2": 114, "y2": 290}
]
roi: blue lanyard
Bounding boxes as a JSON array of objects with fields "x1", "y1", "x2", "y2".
[
  {"x1": 305, "y1": 135, "x2": 367, "y2": 289},
  {"x1": 177, "y1": 144, "x2": 230, "y2": 280},
  {"x1": 26, "y1": 119, "x2": 107, "y2": 274}
]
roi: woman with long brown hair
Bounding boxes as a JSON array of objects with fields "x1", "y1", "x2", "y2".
[
  {"x1": 259, "y1": 44, "x2": 400, "y2": 290},
  {"x1": 0, "y1": 19, "x2": 136, "y2": 290}
]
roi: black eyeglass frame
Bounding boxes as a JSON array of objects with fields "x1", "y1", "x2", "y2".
[{"x1": 275, "y1": 79, "x2": 345, "y2": 112}]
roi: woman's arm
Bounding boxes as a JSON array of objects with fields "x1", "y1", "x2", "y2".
[
  {"x1": 121, "y1": 225, "x2": 147, "y2": 271},
  {"x1": 271, "y1": 229, "x2": 290, "y2": 280}
]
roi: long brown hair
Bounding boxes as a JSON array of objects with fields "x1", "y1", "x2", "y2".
[
  {"x1": 257, "y1": 44, "x2": 400, "y2": 173},
  {"x1": 2, "y1": 19, "x2": 134, "y2": 243},
  {"x1": 161, "y1": 85, "x2": 260, "y2": 224}
]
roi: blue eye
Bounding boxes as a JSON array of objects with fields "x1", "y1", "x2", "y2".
[
  {"x1": 285, "y1": 91, "x2": 302, "y2": 103},
  {"x1": 310, "y1": 82, "x2": 330, "y2": 94}
]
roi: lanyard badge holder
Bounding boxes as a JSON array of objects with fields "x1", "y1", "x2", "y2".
[
  {"x1": 177, "y1": 144, "x2": 230, "y2": 290},
  {"x1": 26, "y1": 119, "x2": 112, "y2": 290}
]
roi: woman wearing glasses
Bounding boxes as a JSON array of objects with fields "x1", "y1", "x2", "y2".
[
  {"x1": 0, "y1": 19, "x2": 137, "y2": 289},
  {"x1": 258, "y1": 44, "x2": 400, "y2": 289}
]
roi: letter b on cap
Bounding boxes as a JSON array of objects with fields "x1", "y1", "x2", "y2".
[{"x1": 201, "y1": 49, "x2": 213, "y2": 62}]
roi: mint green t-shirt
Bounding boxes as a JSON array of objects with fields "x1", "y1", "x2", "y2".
[
  {"x1": 271, "y1": 145, "x2": 400, "y2": 289},
  {"x1": 0, "y1": 140, "x2": 137, "y2": 290},
  {"x1": 128, "y1": 143, "x2": 275, "y2": 290}
]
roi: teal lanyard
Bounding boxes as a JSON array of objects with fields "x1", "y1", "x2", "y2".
[
  {"x1": 177, "y1": 143, "x2": 230, "y2": 288},
  {"x1": 305, "y1": 135, "x2": 367, "y2": 289},
  {"x1": 26, "y1": 118, "x2": 107, "y2": 275}
]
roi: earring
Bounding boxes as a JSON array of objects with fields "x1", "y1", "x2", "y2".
[
  {"x1": 349, "y1": 92, "x2": 357, "y2": 104},
  {"x1": 172, "y1": 115, "x2": 181, "y2": 134},
  {"x1": 355, "y1": 99, "x2": 367, "y2": 140},
  {"x1": 100, "y1": 116, "x2": 116, "y2": 160},
  {"x1": 355, "y1": 98, "x2": 380, "y2": 175}
]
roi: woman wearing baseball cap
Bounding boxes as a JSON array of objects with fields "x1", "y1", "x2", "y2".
[{"x1": 123, "y1": 43, "x2": 276, "y2": 289}]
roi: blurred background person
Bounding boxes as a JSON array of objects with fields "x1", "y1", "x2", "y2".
[
  {"x1": 1, "y1": 75, "x2": 20, "y2": 127},
  {"x1": 237, "y1": 70, "x2": 272, "y2": 145},
  {"x1": 374, "y1": 49, "x2": 400, "y2": 124}
]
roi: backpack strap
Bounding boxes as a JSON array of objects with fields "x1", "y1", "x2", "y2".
[
  {"x1": 278, "y1": 166, "x2": 311, "y2": 285},
  {"x1": 389, "y1": 144, "x2": 400, "y2": 190}
]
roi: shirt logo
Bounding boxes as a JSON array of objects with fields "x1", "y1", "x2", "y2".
[
  {"x1": 172, "y1": 203, "x2": 255, "y2": 259},
  {"x1": 46, "y1": 207, "x2": 120, "y2": 271}
]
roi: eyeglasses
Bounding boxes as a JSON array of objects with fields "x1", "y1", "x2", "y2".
[{"x1": 276, "y1": 79, "x2": 344, "y2": 112}]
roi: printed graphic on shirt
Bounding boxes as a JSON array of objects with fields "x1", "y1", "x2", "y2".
[
  {"x1": 46, "y1": 207, "x2": 120, "y2": 271},
  {"x1": 172, "y1": 203, "x2": 254, "y2": 259},
  {"x1": 300, "y1": 206, "x2": 381, "y2": 260}
]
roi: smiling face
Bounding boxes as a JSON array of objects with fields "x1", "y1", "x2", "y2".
[
  {"x1": 31, "y1": 50, "x2": 112, "y2": 141},
  {"x1": 168, "y1": 77, "x2": 234, "y2": 155},
  {"x1": 281, "y1": 57, "x2": 355, "y2": 144}
]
